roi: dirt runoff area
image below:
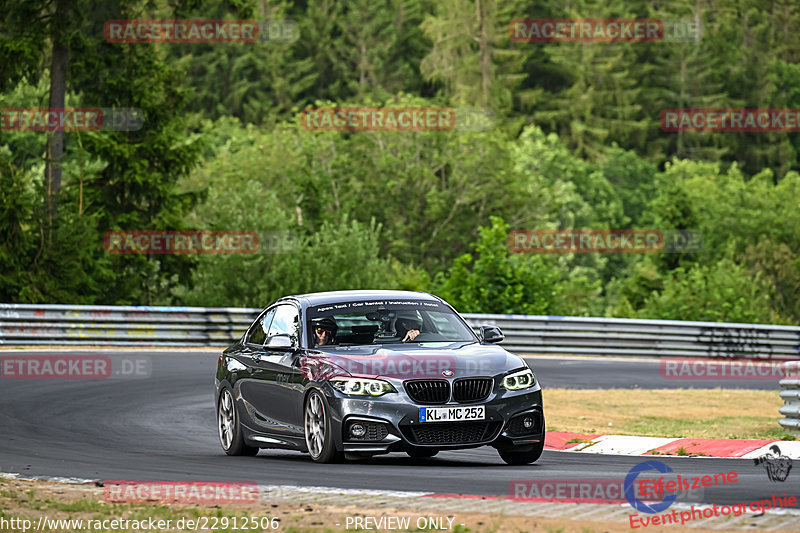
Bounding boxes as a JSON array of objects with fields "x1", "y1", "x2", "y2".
[{"x1": 1, "y1": 477, "x2": 795, "y2": 533}]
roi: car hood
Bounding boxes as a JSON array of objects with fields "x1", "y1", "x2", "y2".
[{"x1": 302, "y1": 342, "x2": 525, "y2": 380}]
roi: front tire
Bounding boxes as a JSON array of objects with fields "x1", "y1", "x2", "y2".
[
  {"x1": 498, "y1": 439, "x2": 544, "y2": 465},
  {"x1": 304, "y1": 390, "x2": 343, "y2": 463},
  {"x1": 218, "y1": 388, "x2": 259, "y2": 456}
]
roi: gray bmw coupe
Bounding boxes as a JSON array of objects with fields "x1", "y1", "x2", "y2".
[{"x1": 215, "y1": 290, "x2": 545, "y2": 464}]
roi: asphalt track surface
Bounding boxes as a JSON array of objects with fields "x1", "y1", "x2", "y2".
[
  {"x1": 0, "y1": 350, "x2": 793, "y2": 506},
  {"x1": 527, "y1": 355, "x2": 785, "y2": 391}
]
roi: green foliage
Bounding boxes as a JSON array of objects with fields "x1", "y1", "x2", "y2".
[
  {"x1": 180, "y1": 103, "x2": 528, "y2": 272},
  {"x1": 511, "y1": 126, "x2": 624, "y2": 230},
  {"x1": 0, "y1": 154, "x2": 114, "y2": 303},
  {"x1": 0, "y1": 0, "x2": 204, "y2": 304},
  {"x1": 606, "y1": 259, "x2": 664, "y2": 318},
  {"x1": 0, "y1": 0, "x2": 799, "y2": 326},
  {"x1": 177, "y1": 217, "x2": 401, "y2": 307},
  {"x1": 636, "y1": 258, "x2": 788, "y2": 324},
  {"x1": 651, "y1": 160, "x2": 800, "y2": 264},
  {"x1": 533, "y1": 9, "x2": 649, "y2": 159},
  {"x1": 599, "y1": 145, "x2": 657, "y2": 228},
  {"x1": 0, "y1": 160, "x2": 38, "y2": 301},
  {"x1": 169, "y1": 0, "x2": 315, "y2": 126},
  {"x1": 420, "y1": 0, "x2": 523, "y2": 111},
  {"x1": 434, "y1": 217, "x2": 560, "y2": 314},
  {"x1": 741, "y1": 239, "x2": 800, "y2": 324}
]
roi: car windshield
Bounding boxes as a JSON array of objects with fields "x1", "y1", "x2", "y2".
[{"x1": 306, "y1": 299, "x2": 476, "y2": 347}]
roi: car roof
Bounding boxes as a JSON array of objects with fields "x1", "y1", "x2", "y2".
[{"x1": 279, "y1": 290, "x2": 443, "y2": 308}]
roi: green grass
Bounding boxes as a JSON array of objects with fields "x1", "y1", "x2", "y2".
[
  {"x1": 625, "y1": 415, "x2": 797, "y2": 441},
  {"x1": 648, "y1": 446, "x2": 708, "y2": 457},
  {"x1": 42, "y1": 498, "x2": 112, "y2": 513},
  {"x1": 2, "y1": 489, "x2": 271, "y2": 532},
  {"x1": 546, "y1": 388, "x2": 797, "y2": 440},
  {"x1": 565, "y1": 438, "x2": 593, "y2": 445}
]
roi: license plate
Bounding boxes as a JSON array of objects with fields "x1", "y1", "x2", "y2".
[{"x1": 420, "y1": 405, "x2": 485, "y2": 422}]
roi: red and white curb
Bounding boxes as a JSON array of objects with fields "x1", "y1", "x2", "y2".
[{"x1": 546, "y1": 431, "x2": 800, "y2": 458}]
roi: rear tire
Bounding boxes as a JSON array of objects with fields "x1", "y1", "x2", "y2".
[
  {"x1": 304, "y1": 390, "x2": 343, "y2": 463},
  {"x1": 218, "y1": 388, "x2": 259, "y2": 456}
]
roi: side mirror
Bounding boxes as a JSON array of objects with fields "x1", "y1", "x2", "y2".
[
  {"x1": 266, "y1": 334, "x2": 295, "y2": 349},
  {"x1": 479, "y1": 325, "x2": 504, "y2": 344}
]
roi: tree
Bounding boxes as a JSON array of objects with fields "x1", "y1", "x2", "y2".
[
  {"x1": 0, "y1": 0, "x2": 204, "y2": 304},
  {"x1": 176, "y1": 216, "x2": 403, "y2": 307},
  {"x1": 599, "y1": 144, "x2": 657, "y2": 228},
  {"x1": 0, "y1": 0, "x2": 82, "y2": 237},
  {"x1": 636, "y1": 258, "x2": 788, "y2": 324},
  {"x1": 529, "y1": 0, "x2": 650, "y2": 159},
  {"x1": 741, "y1": 239, "x2": 800, "y2": 324},
  {"x1": 434, "y1": 217, "x2": 561, "y2": 314},
  {"x1": 420, "y1": 0, "x2": 523, "y2": 111},
  {"x1": 169, "y1": 0, "x2": 316, "y2": 125},
  {"x1": 639, "y1": 0, "x2": 731, "y2": 164}
]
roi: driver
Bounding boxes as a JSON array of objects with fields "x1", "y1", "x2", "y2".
[
  {"x1": 395, "y1": 310, "x2": 423, "y2": 342},
  {"x1": 312, "y1": 317, "x2": 338, "y2": 347}
]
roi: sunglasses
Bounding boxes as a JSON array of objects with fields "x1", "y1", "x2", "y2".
[{"x1": 315, "y1": 327, "x2": 333, "y2": 335}]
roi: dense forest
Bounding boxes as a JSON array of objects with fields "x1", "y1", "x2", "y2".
[{"x1": 1, "y1": 0, "x2": 799, "y2": 324}]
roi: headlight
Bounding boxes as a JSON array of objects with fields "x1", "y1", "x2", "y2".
[
  {"x1": 502, "y1": 369, "x2": 536, "y2": 391},
  {"x1": 331, "y1": 378, "x2": 396, "y2": 396}
]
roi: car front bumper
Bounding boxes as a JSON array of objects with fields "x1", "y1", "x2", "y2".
[{"x1": 322, "y1": 385, "x2": 544, "y2": 453}]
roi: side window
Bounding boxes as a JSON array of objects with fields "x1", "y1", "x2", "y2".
[
  {"x1": 267, "y1": 305, "x2": 300, "y2": 346},
  {"x1": 247, "y1": 308, "x2": 275, "y2": 346},
  {"x1": 430, "y1": 312, "x2": 463, "y2": 337}
]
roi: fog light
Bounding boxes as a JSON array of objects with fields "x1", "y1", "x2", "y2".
[
  {"x1": 350, "y1": 423, "x2": 366, "y2": 438},
  {"x1": 523, "y1": 416, "x2": 534, "y2": 429}
]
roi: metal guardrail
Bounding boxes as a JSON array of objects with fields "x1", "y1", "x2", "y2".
[
  {"x1": 779, "y1": 361, "x2": 800, "y2": 436},
  {"x1": 2, "y1": 304, "x2": 799, "y2": 357},
  {"x1": 0, "y1": 303, "x2": 258, "y2": 346},
  {"x1": 2, "y1": 303, "x2": 798, "y2": 432},
  {"x1": 461, "y1": 314, "x2": 800, "y2": 361}
]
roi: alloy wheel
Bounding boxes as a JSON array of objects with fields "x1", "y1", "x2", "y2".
[
  {"x1": 218, "y1": 389, "x2": 235, "y2": 450},
  {"x1": 305, "y1": 393, "x2": 326, "y2": 458}
]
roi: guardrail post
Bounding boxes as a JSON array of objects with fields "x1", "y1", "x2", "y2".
[{"x1": 779, "y1": 361, "x2": 800, "y2": 436}]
